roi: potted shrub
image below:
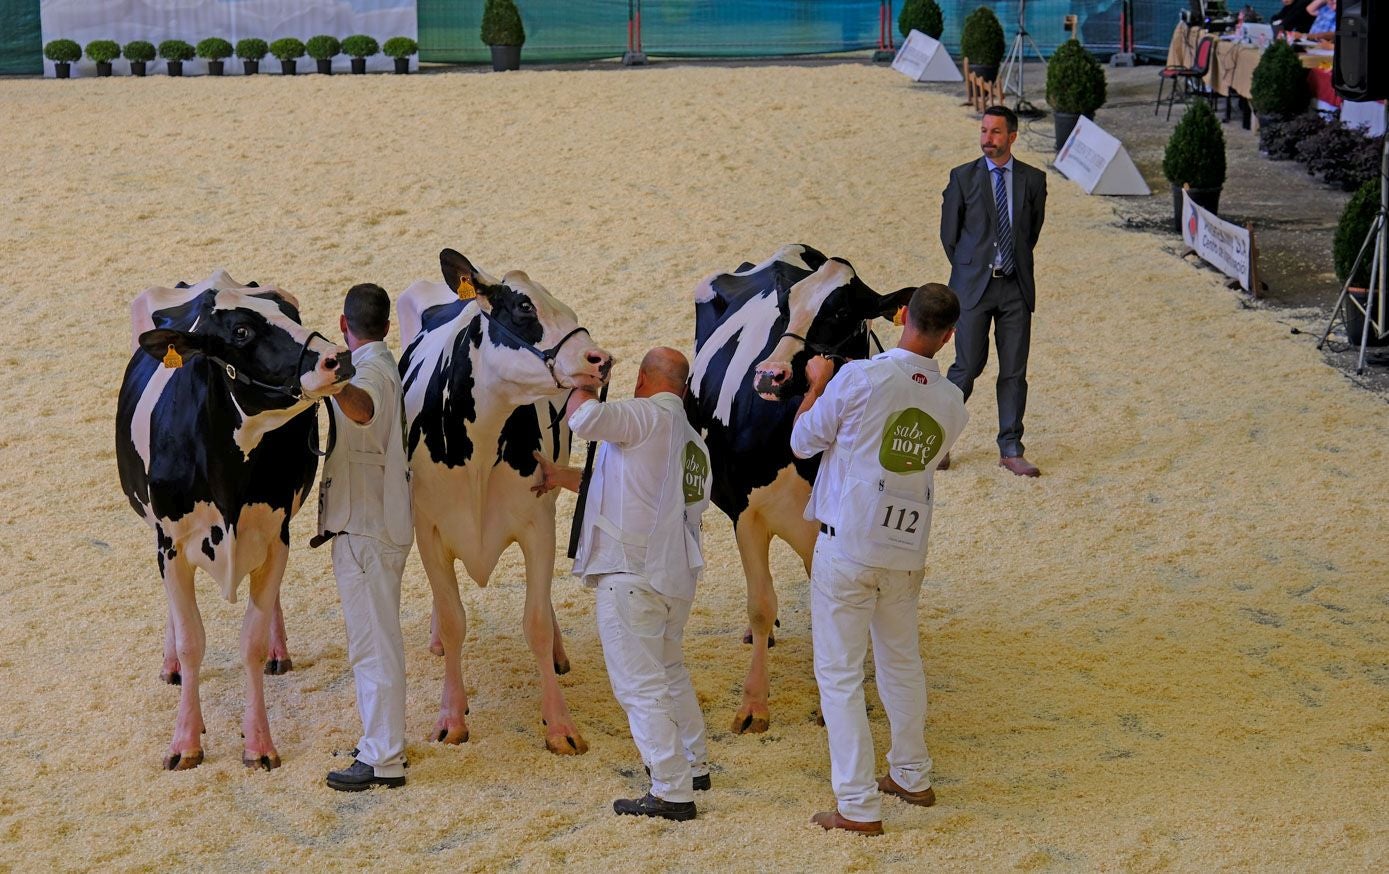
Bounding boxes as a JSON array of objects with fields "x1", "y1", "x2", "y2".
[
  {"x1": 342, "y1": 34, "x2": 379, "y2": 74},
  {"x1": 1334, "y1": 176, "x2": 1388, "y2": 344},
  {"x1": 306, "y1": 34, "x2": 341, "y2": 75},
  {"x1": 196, "y1": 37, "x2": 233, "y2": 76},
  {"x1": 1162, "y1": 99, "x2": 1227, "y2": 231},
  {"x1": 898, "y1": 0, "x2": 944, "y2": 40},
  {"x1": 269, "y1": 37, "x2": 305, "y2": 75},
  {"x1": 1045, "y1": 39, "x2": 1107, "y2": 150},
  {"x1": 383, "y1": 36, "x2": 417, "y2": 74},
  {"x1": 124, "y1": 40, "x2": 156, "y2": 77},
  {"x1": 481, "y1": 0, "x2": 525, "y2": 71},
  {"x1": 236, "y1": 38, "x2": 267, "y2": 75},
  {"x1": 960, "y1": 6, "x2": 1004, "y2": 82},
  {"x1": 85, "y1": 40, "x2": 120, "y2": 77},
  {"x1": 1249, "y1": 39, "x2": 1309, "y2": 129},
  {"x1": 45, "y1": 39, "x2": 81, "y2": 79},
  {"x1": 159, "y1": 39, "x2": 194, "y2": 76}
]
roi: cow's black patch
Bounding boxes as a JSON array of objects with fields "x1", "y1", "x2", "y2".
[
  {"x1": 209, "y1": 525, "x2": 223, "y2": 545},
  {"x1": 174, "y1": 281, "x2": 189, "y2": 289},
  {"x1": 403, "y1": 311, "x2": 481, "y2": 468},
  {"x1": 483, "y1": 283, "x2": 545, "y2": 350},
  {"x1": 201, "y1": 538, "x2": 216, "y2": 561},
  {"x1": 497, "y1": 404, "x2": 542, "y2": 476}
]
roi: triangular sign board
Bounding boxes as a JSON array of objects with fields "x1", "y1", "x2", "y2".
[
  {"x1": 891, "y1": 29, "x2": 963, "y2": 83},
  {"x1": 1054, "y1": 116, "x2": 1150, "y2": 196}
]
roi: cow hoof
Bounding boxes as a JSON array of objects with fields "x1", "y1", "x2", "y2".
[
  {"x1": 545, "y1": 733, "x2": 589, "y2": 756},
  {"x1": 433, "y1": 726, "x2": 469, "y2": 744},
  {"x1": 264, "y1": 658, "x2": 293, "y2": 676},
  {"x1": 242, "y1": 753, "x2": 281, "y2": 771},
  {"x1": 161, "y1": 670, "x2": 182, "y2": 686},
  {"x1": 554, "y1": 659, "x2": 571, "y2": 676},
  {"x1": 731, "y1": 711, "x2": 771, "y2": 735},
  {"x1": 163, "y1": 749, "x2": 204, "y2": 771}
]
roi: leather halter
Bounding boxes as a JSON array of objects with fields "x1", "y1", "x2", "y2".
[
  {"x1": 479, "y1": 310, "x2": 594, "y2": 390},
  {"x1": 207, "y1": 330, "x2": 332, "y2": 402}
]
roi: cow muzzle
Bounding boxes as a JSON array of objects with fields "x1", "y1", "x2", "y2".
[
  {"x1": 753, "y1": 364, "x2": 792, "y2": 401},
  {"x1": 562, "y1": 345, "x2": 614, "y2": 392}
]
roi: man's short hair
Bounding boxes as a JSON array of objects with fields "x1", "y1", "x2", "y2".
[
  {"x1": 906, "y1": 283, "x2": 960, "y2": 335},
  {"x1": 983, "y1": 105, "x2": 1019, "y2": 133},
  {"x1": 344, "y1": 283, "x2": 390, "y2": 341}
]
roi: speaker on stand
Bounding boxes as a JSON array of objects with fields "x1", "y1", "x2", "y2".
[{"x1": 1334, "y1": 0, "x2": 1387, "y2": 101}]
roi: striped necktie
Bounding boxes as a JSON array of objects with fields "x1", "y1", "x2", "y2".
[{"x1": 993, "y1": 166, "x2": 1015, "y2": 275}]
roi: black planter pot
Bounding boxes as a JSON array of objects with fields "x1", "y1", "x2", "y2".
[
  {"x1": 96, "y1": 61, "x2": 112, "y2": 77},
  {"x1": 1171, "y1": 184, "x2": 1222, "y2": 232},
  {"x1": 1053, "y1": 111, "x2": 1086, "y2": 151},
  {"x1": 351, "y1": 57, "x2": 366, "y2": 74},
  {"x1": 971, "y1": 63, "x2": 998, "y2": 82},
  {"x1": 207, "y1": 60, "x2": 224, "y2": 76},
  {"x1": 316, "y1": 58, "x2": 332, "y2": 75},
  {"x1": 1346, "y1": 290, "x2": 1389, "y2": 346},
  {"x1": 54, "y1": 62, "x2": 71, "y2": 79},
  {"x1": 130, "y1": 61, "x2": 147, "y2": 76},
  {"x1": 280, "y1": 58, "x2": 297, "y2": 75},
  {"x1": 167, "y1": 60, "x2": 183, "y2": 77},
  {"x1": 490, "y1": 44, "x2": 521, "y2": 72},
  {"x1": 243, "y1": 59, "x2": 259, "y2": 75},
  {"x1": 393, "y1": 57, "x2": 410, "y2": 74}
]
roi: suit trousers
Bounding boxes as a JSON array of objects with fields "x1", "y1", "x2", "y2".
[
  {"x1": 946, "y1": 274, "x2": 1031, "y2": 457},
  {"x1": 594, "y1": 573, "x2": 709, "y2": 803},
  {"x1": 810, "y1": 537, "x2": 932, "y2": 823},
  {"x1": 333, "y1": 533, "x2": 408, "y2": 778}
]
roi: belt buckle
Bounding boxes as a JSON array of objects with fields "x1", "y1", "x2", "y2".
[{"x1": 991, "y1": 267, "x2": 1011, "y2": 279}]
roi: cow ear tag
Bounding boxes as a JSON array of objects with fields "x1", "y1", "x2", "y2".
[
  {"x1": 893, "y1": 306, "x2": 906, "y2": 327},
  {"x1": 457, "y1": 279, "x2": 476, "y2": 301},
  {"x1": 162, "y1": 345, "x2": 184, "y2": 369}
]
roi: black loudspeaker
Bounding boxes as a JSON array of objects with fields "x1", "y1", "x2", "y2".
[{"x1": 1335, "y1": 0, "x2": 1389, "y2": 101}]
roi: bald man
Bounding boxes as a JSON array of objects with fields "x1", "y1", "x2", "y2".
[{"x1": 534, "y1": 348, "x2": 714, "y2": 822}]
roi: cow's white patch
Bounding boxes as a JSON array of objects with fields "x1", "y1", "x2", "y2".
[
  {"x1": 231, "y1": 398, "x2": 316, "y2": 459},
  {"x1": 691, "y1": 290, "x2": 783, "y2": 427},
  {"x1": 132, "y1": 364, "x2": 176, "y2": 477},
  {"x1": 758, "y1": 259, "x2": 856, "y2": 369}
]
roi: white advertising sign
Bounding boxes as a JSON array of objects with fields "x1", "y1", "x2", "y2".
[
  {"x1": 1181, "y1": 189, "x2": 1253, "y2": 292},
  {"x1": 890, "y1": 29, "x2": 963, "y2": 83},
  {"x1": 1341, "y1": 101, "x2": 1386, "y2": 137},
  {"x1": 1054, "y1": 116, "x2": 1150, "y2": 196}
]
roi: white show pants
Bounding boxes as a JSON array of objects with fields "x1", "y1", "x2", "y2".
[
  {"x1": 593, "y1": 573, "x2": 708, "y2": 803},
  {"x1": 333, "y1": 533, "x2": 409, "y2": 778},
  {"x1": 810, "y1": 536, "x2": 932, "y2": 823}
]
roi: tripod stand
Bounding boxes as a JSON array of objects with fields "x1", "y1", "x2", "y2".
[
  {"x1": 1318, "y1": 131, "x2": 1388, "y2": 374},
  {"x1": 1000, "y1": 0, "x2": 1048, "y2": 118}
]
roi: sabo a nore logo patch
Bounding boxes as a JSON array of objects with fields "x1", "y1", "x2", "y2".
[
  {"x1": 878, "y1": 408, "x2": 945, "y2": 472},
  {"x1": 682, "y1": 441, "x2": 708, "y2": 504}
]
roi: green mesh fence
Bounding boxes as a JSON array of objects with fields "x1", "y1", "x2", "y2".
[{"x1": 0, "y1": 0, "x2": 42, "y2": 75}]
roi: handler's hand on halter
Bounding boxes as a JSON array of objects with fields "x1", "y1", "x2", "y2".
[{"x1": 805, "y1": 355, "x2": 837, "y2": 394}]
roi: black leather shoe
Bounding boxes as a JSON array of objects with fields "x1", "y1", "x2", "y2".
[
  {"x1": 645, "y1": 764, "x2": 711, "y2": 791},
  {"x1": 613, "y1": 793, "x2": 697, "y2": 821},
  {"x1": 326, "y1": 759, "x2": 406, "y2": 791}
]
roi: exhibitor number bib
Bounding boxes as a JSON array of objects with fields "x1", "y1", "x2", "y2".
[{"x1": 871, "y1": 489, "x2": 930, "y2": 551}]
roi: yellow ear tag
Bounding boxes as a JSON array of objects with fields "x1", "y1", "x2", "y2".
[
  {"x1": 892, "y1": 306, "x2": 906, "y2": 327},
  {"x1": 457, "y1": 280, "x2": 476, "y2": 301},
  {"x1": 162, "y1": 345, "x2": 184, "y2": 369}
]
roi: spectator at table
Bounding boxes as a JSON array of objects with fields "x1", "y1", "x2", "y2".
[
  {"x1": 1305, "y1": 0, "x2": 1338, "y2": 40},
  {"x1": 1271, "y1": 0, "x2": 1315, "y2": 34}
]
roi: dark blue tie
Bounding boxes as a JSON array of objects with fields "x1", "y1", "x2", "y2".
[{"x1": 993, "y1": 166, "x2": 1015, "y2": 275}]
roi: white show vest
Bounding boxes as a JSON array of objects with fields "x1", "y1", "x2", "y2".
[
  {"x1": 571, "y1": 393, "x2": 712, "y2": 602},
  {"x1": 317, "y1": 342, "x2": 414, "y2": 549},
  {"x1": 793, "y1": 350, "x2": 967, "y2": 571}
]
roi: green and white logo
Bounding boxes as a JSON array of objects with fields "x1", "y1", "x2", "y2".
[
  {"x1": 878, "y1": 408, "x2": 945, "y2": 473},
  {"x1": 682, "y1": 441, "x2": 709, "y2": 504}
]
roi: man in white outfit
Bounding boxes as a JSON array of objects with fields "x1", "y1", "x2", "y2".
[
  {"x1": 533, "y1": 347, "x2": 712, "y2": 821},
  {"x1": 790, "y1": 283, "x2": 969, "y2": 835},
  {"x1": 317, "y1": 282, "x2": 414, "y2": 791}
]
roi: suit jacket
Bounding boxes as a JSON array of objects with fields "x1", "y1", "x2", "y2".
[{"x1": 940, "y1": 155, "x2": 1047, "y2": 311}]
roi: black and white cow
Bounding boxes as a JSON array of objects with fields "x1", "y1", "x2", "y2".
[
  {"x1": 688, "y1": 244, "x2": 914, "y2": 734},
  {"x1": 399, "y1": 249, "x2": 612, "y2": 755},
  {"x1": 116, "y1": 269, "x2": 351, "y2": 770}
]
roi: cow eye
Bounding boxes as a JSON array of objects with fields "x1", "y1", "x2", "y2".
[
  {"x1": 232, "y1": 325, "x2": 252, "y2": 344},
  {"x1": 517, "y1": 300, "x2": 535, "y2": 315}
]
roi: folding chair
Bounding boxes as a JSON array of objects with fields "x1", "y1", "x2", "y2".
[{"x1": 1155, "y1": 35, "x2": 1214, "y2": 120}]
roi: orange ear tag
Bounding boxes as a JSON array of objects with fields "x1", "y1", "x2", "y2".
[
  {"x1": 162, "y1": 345, "x2": 184, "y2": 369},
  {"x1": 892, "y1": 306, "x2": 906, "y2": 327},
  {"x1": 457, "y1": 280, "x2": 476, "y2": 301}
]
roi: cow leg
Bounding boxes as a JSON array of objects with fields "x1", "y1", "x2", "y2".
[
  {"x1": 428, "y1": 609, "x2": 443, "y2": 657},
  {"x1": 264, "y1": 592, "x2": 293, "y2": 676},
  {"x1": 162, "y1": 553, "x2": 206, "y2": 770},
  {"x1": 240, "y1": 547, "x2": 284, "y2": 770},
  {"x1": 733, "y1": 515, "x2": 775, "y2": 735},
  {"x1": 161, "y1": 616, "x2": 181, "y2": 685},
  {"x1": 518, "y1": 532, "x2": 587, "y2": 755},
  {"x1": 550, "y1": 607, "x2": 570, "y2": 676},
  {"x1": 418, "y1": 523, "x2": 470, "y2": 744}
]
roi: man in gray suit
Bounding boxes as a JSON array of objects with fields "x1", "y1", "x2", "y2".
[{"x1": 939, "y1": 105, "x2": 1047, "y2": 477}]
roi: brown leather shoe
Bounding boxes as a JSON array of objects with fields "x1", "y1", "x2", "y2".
[
  {"x1": 999, "y1": 455, "x2": 1040, "y2": 477},
  {"x1": 936, "y1": 452, "x2": 951, "y2": 471},
  {"x1": 811, "y1": 809, "x2": 883, "y2": 836},
  {"x1": 877, "y1": 773, "x2": 936, "y2": 807}
]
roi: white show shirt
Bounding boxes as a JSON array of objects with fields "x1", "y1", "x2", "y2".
[
  {"x1": 317, "y1": 341, "x2": 413, "y2": 548},
  {"x1": 570, "y1": 391, "x2": 712, "y2": 601},
  {"x1": 791, "y1": 348, "x2": 968, "y2": 571}
]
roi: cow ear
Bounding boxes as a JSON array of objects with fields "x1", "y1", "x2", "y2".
[
  {"x1": 873, "y1": 286, "x2": 917, "y2": 321},
  {"x1": 440, "y1": 249, "x2": 480, "y2": 296},
  {"x1": 138, "y1": 328, "x2": 207, "y2": 367}
]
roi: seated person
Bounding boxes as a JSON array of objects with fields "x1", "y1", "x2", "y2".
[
  {"x1": 1305, "y1": 0, "x2": 1338, "y2": 40},
  {"x1": 1271, "y1": 0, "x2": 1315, "y2": 33}
]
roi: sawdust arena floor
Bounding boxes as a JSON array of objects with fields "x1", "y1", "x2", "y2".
[{"x1": 0, "y1": 64, "x2": 1385, "y2": 872}]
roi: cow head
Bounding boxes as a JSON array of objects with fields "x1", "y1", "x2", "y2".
[
  {"x1": 439, "y1": 248, "x2": 613, "y2": 395},
  {"x1": 139, "y1": 288, "x2": 352, "y2": 412},
  {"x1": 752, "y1": 258, "x2": 913, "y2": 400}
]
